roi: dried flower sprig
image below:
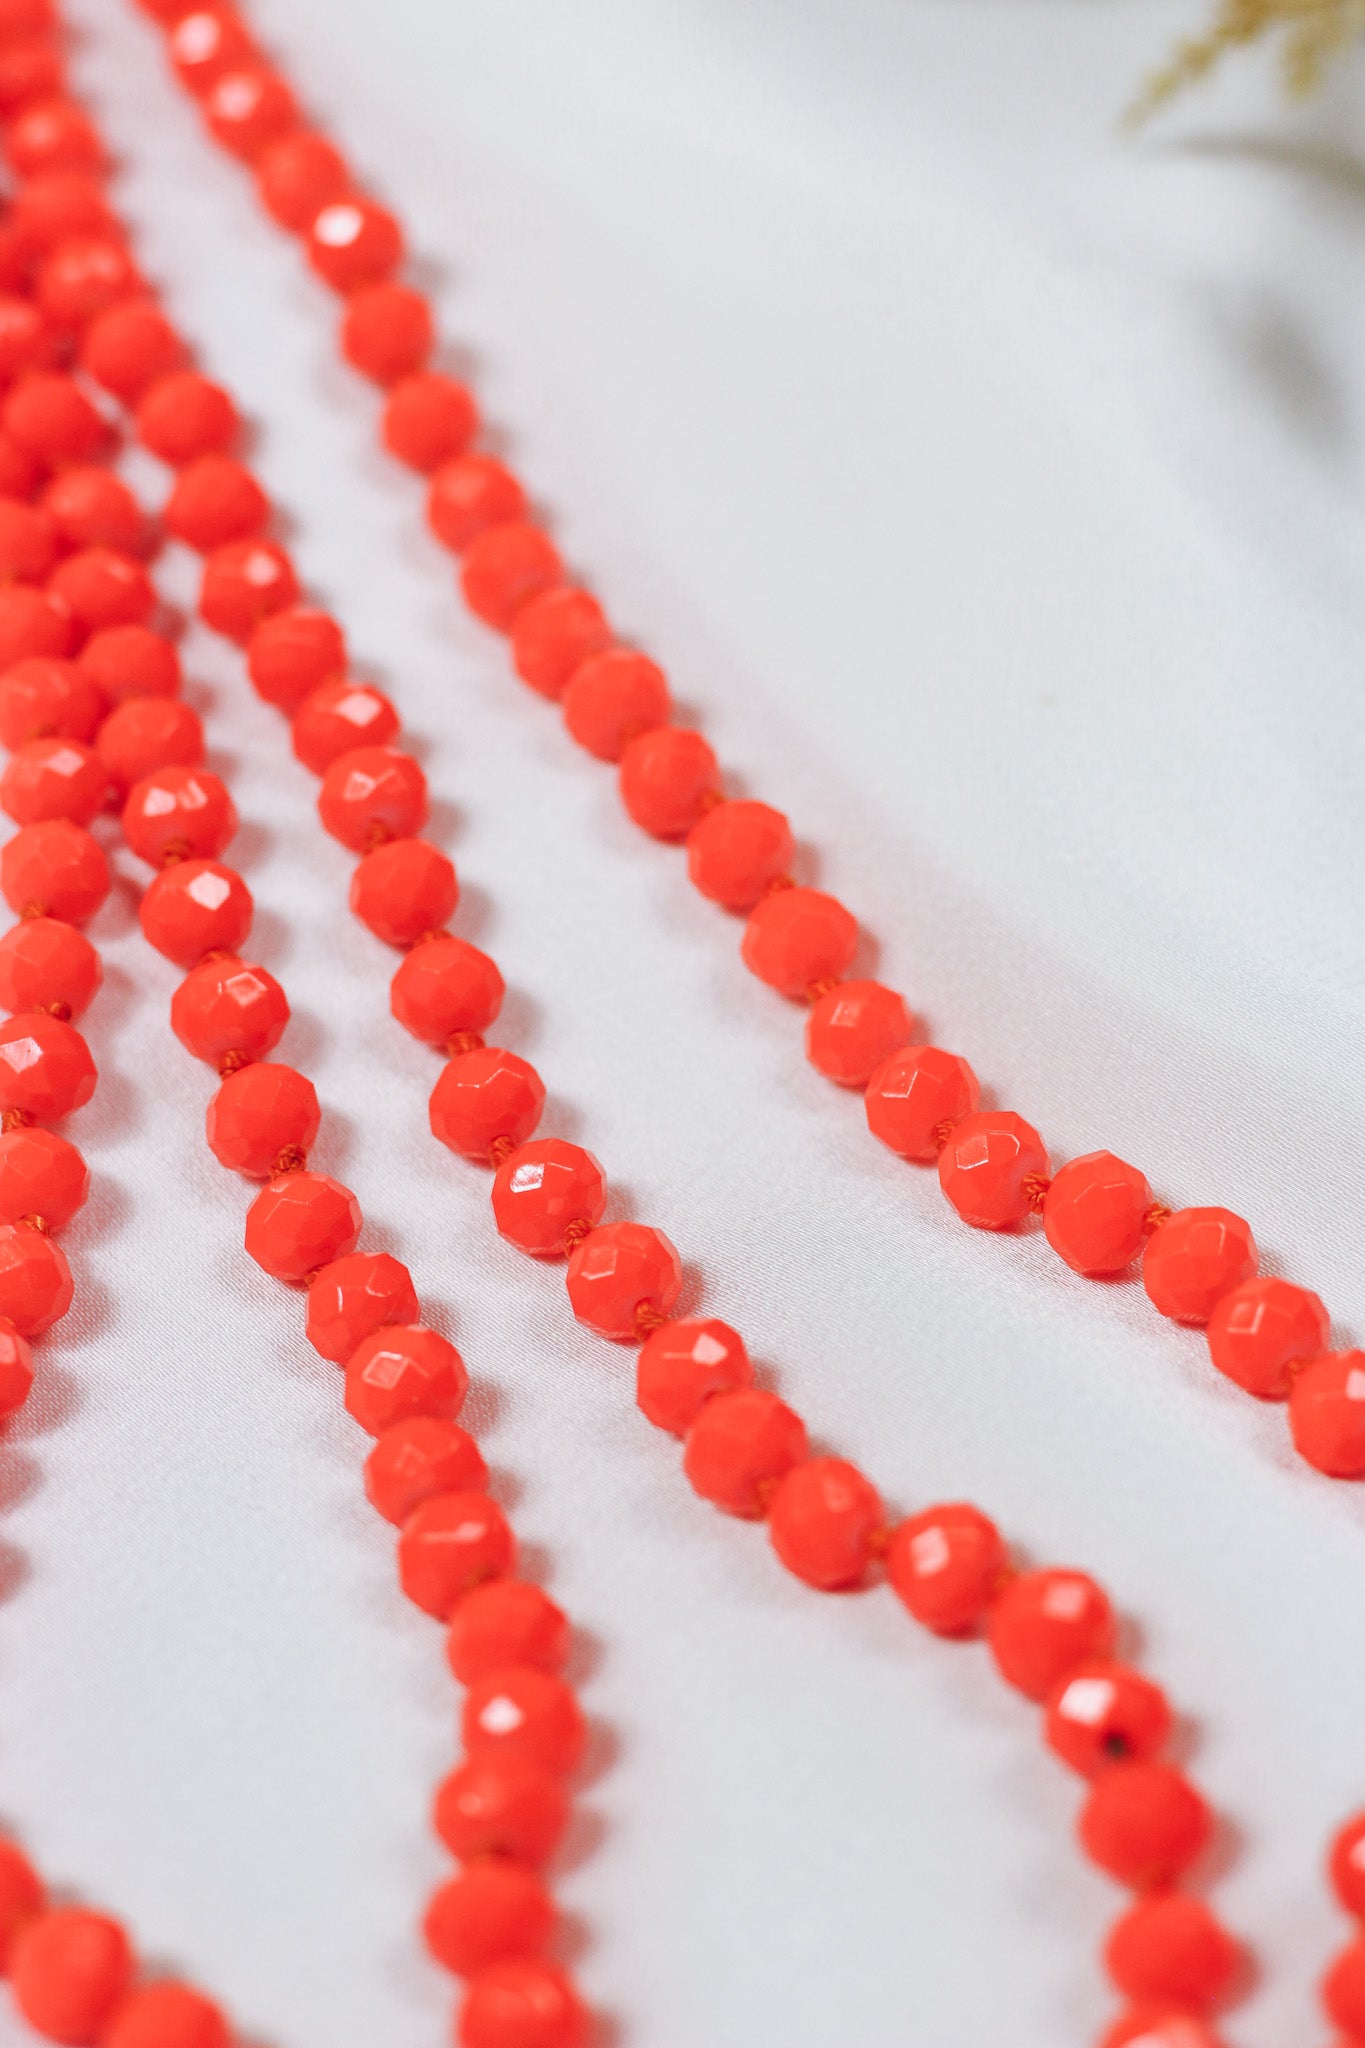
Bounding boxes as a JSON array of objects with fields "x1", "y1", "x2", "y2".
[{"x1": 1129, "y1": 0, "x2": 1365, "y2": 122}]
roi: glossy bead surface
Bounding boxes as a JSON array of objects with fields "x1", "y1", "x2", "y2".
[
  {"x1": 1043, "y1": 1151, "x2": 1153, "y2": 1276},
  {"x1": 292, "y1": 677, "x2": 398, "y2": 772},
  {"x1": 97, "y1": 697, "x2": 204, "y2": 797},
  {"x1": 80, "y1": 299, "x2": 186, "y2": 402},
  {"x1": 2, "y1": 372, "x2": 105, "y2": 467},
  {"x1": 430, "y1": 1047, "x2": 545, "y2": 1163},
  {"x1": 988, "y1": 1568, "x2": 1116, "y2": 1701},
  {"x1": 0, "y1": 496, "x2": 57, "y2": 582},
  {"x1": 305, "y1": 1249, "x2": 418, "y2": 1363},
  {"x1": 101, "y1": 1982, "x2": 230, "y2": 2048},
  {"x1": 350, "y1": 835, "x2": 457, "y2": 947},
  {"x1": 425, "y1": 1862, "x2": 553, "y2": 1978},
  {"x1": 0, "y1": 1222, "x2": 71, "y2": 1332},
  {"x1": 1104, "y1": 1894, "x2": 1239, "y2": 2008},
  {"x1": 339, "y1": 280, "x2": 432, "y2": 384},
  {"x1": 805, "y1": 979, "x2": 913, "y2": 1088},
  {"x1": 0, "y1": 1125, "x2": 88, "y2": 1228},
  {"x1": 462, "y1": 1667, "x2": 586, "y2": 1776},
  {"x1": 741, "y1": 885, "x2": 857, "y2": 997},
  {"x1": 1, "y1": 737, "x2": 106, "y2": 827},
  {"x1": 163, "y1": 453, "x2": 268, "y2": 551},
  {"x1": 561, "y1": 648, "x2": 669, "y2": 761},
  {"x1": 79, "y1": 624, "x2": 181, "y2": 703},
  {"x1": 1289, "y1": 1351, "x2": 1365, "y2": 1477},
  {"x1": 344, "y1": 1323, "x2": 469, "y2": 1436},
  {"x1": 686, "y1": 799, "x2": 792, "y2": 910},
  {"x1": 768, "y1": 1456, "x2": 883, "y2": 1590},
  {"x1": 1142, "y1": 1208, "x2": 1257, "y2": 1325},
  {"x1": 43, "y1": 467, "x2": 147, "y2": 556},
  {"x1": 433, "y1": 1757, "x2": 569, "y2": 1869},
  {"x1": 255, "y1": 129, "x2": 347, "y2": 230},
  {"x1": 0, "y1": 1011, "x2": 95, "y2": 1119},
  {"x1": 447, "y1": 1581, "x2": 570, "y2": 1686},
  {"x1": 382, "y1": 371, "x2": 478, "y2": 473},
  {"x1": 0, "y1": 38, "x2": 61, "y2": 117},
  {"x1": 199, "y1": 538, "x2": 298, "y2": 642},
  {"x1": 0, "y1": 1836, "x2": 44, "y2": 1966},
  {"x1": 0, "y1": 298, "x2": 54, "y2": 387},
  {"x1": 1, "y1": 818, "x2": 108, "y2": 923},
  {"x1": 139, "y1": 859, "x2": 252, "y2": 968},
  {"x1": 426, "y1": 454, "x2": 526, "y2": 553},
  {"x1": 6, "y1": 99, "x2": 103, "y2": 179},
  {"x1": 170, "y1": 955, "x2": 288, "y2": 1066},
  {"x1": 1044, "y1": 1662, "x2": 1173, "y2": 1777},
  {"x1": 391, "y1": 933, "x2": 502, "y2": 1044},
  {"x1": 317, "y1": 744, "x2": 427, "y2": 851},
  {"x1": 247, "y1": 606, "x2": 345, "y2": 712},
  {"x1": 35, "y1": 236, "x2": 140, "y2": 331},
  {"x1": 885, "y1": 1501, "x2": 1005, "y2": 1636},
  {"x1": 0, "y1": 1316, "x2": 34, "y2": 1417},
  {"x1": 683, "y1": 1387, "x2": 808, "y2": 1517},
  {"x1": 122, "y1": 766, "x2": 237, "y2": 866},
  {"x1": 460, "y1": 521, "x2": 563, "y2": 631},
  {"x1": 491, "y1": 1140, "x2": 606, "y2": 1258},
  {"x1": 566, "y1": 1220, "x2": 681, "y2": 1340},
  {"x1": 364, "y1": 1416, "x2": 486, "y2": 1527},
  {"x1": 938, "y1": 1110, "x2": 1049, "y2": 1232},
  {"x1": 10, "y1": 1907, "x2": 133, "y2": 2045},
  {"x1": 205, "y1": 1060, "x2": 319, "y2": 1177},
  {"x1": 169, "y1": 5, "x2": 258, "y2": 92},
  {"x1": 458, "y1": 1961, "x2": 588, "y2": 2048},
  {"x1": 137, "y1": 370, "x2": 237, "y2": 466},
  {"x1": 244, "y1": 1170, "x2": 362, "y2": 1283},
  {"x1": 1078, "y1": 1762, "x2": 1212, "y2": 1889},
  {"x1": 307, "y1": 196, "x2": 403, "y2": 293},
  {"x1": 1324, "y1": 1937, "x2": 1365, "y2": 2037},
  {"x1": 398, "y1": 1490, "x2": 516, "y2": 1619},
  {"x1": 510, "y1": 587, "x2": 611, "y2": 701},
  {"x1": 636, "y1": 1316, "x2": 751, "y2": 1436},
  {"x1": 618, "y1": 725, "x2": 719, "y2": 839},
  {"x1": 1206, "y1": 1276, "x2": 1328, "y2": 1399},
  {"x1": 203, "y1": 66, "x2": 299, "y2": 160},
  {"x1": 1330, "y1": 1810, "x2": 1365, "y2": 1916},
  {"x1": 0, "y1": 915, "x2": 100, "y2": 1017},
  {"x1": 12, "y1": 174, "x2": 116, "y2": 258}
]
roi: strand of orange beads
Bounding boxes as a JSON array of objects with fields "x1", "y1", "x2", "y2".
[
  {"x1": 129, "y1": 0, "x2": 1365, "y2": 1493},
  {"x1": 21, "y1": 32, "x2": 1287, "y2": 2047}
]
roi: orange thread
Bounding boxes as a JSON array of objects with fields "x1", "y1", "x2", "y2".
[
  {"x1": 931, "y1": 1118, "x2": 958, "y2": 1154},
  {"x1": 804, "y1": 974, "x2": 841, "y2": 1005},
  {"x1": 18, "y1": 901, "x2": 46, "y2": 921},
  {"x1": 753, "y1": 1476, "x2": 781, "y2": 1515},
  {"x1": 158, "y1": 838, "x2": 191, "y2": 868},
  {"x1": 40, "y1": 1001, "x2": 71, "y2": 1022},
  {"x1": 1144, "y1": 1202, "x2": 1172, "y2": 1234},
  {"x1": 633, "y1": 1300, "x2": 666, "y2": 1338},
  {"x1": 563, "y1": 1218, "x2": 595, "y2": 1254},
  {"x1": 1022, "y1": 1173, "x2": 1052, "y2": 1215},
  {"x1": 696, "y1": 788, "x2": 724, "y2": 815},
  {"x1": 0, "y1": 1109, "x2": 31, "y2": 1133},
  {"x1": 446, "y1": 1031, "x2": 485, "y2": 1058},
  {"x1": 272, "y1": 1145, "x2": 308, "y2": 1176},
  {"x1": 17, "y1": 1213, "x2": 48, "y2": 1234},
  {"x1": 363, "y1": 819, "x2": 395, "y2": 853},
  {"x1": 761, "y1": 873, "x2": 795, "y2": 898},
  {"x1": 411, "y1": 928, "x2": 451, "y2": 950},
  {"x1": 217, "y1": 1048, "x2": 256, "y2": 1078},
  {"x1": 488, "y1": 1134, "x2": 515, "y2": 1167}
]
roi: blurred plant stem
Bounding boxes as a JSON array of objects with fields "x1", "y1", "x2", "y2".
[{"x1": 1130, "y1": 0, "x2": 1365, "y2": 122}]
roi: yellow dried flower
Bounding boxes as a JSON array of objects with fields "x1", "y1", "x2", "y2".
[{"x1": 1130, "y1": 0, "x2": 1365, "y2": 121}]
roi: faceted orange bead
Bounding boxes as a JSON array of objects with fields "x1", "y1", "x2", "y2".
[
  {"x1": 1042, "y1": 1151, "x2": 1154, "y2": 1277},
  {"x1": 255, "y1": 130, "x2": 348, "y2": 231},
  {"x1": 768, "y1": 1457, "x2": 884, "y2": 1590},
  {"x1": 97, "y1": 697, "x2": 203, "y2": 797},
  {"x1": 247, "y1": 606, "x2": 345, "y2": 713},
  {"x1": 988, "y1": 1568, "x2": 1116, "y2": 1701},
  {"x1": 510, "y1": 587, "x2": 611, "y2": 701},
  {"x1": 741, "y1": 886, "x2": 858, "y2": 997},
  {"x1": 11, "y1": 173, "x2": 116, "y2": 259},
  {"x1": 462, "y1": 1667, "x2": 586, "y2": 1777},
  {"x1": 1330, "y1": 1810, "x2": 1365, "y2": 1917},
  {"x1": 382, "y1": 371, "x2": 478, "y2": 474},
  {"x1": 0, "y1": 1125, "x2": 88, "y2": 1227},
  {"x1": 350, "y1": 836, "x2": 457, "y2": 948},
  {"x1": 170, "y1": 955, "x2": 288, "y2": 1066},
  {"x1": 1078, "y1": 1762, "x2": 1211, "y2": 1889},
  {"x1": 566, "y1": 1220, "x2": 681, "y2": 1340},
  {"x1": 363, "y1": 1415, "x2": 486, "y2": 1527},
  {"x1": 458, "y1": 1961, "x2": 588, "y2": 2048},
  {"x1": 0, "y1": 496, "x2": 57, "y2": 582},
  {"x1": 2, "y1": 372, "x2": 106, "y2": 467},
  {"x1": 0, "y1": 296, "x2": 55, "y2": 384},
  {"x1": 0, "y1": 1222, "x2": 71, "y2": 1332},
  {"x1": 1044, "y1": 1662, "x2": 1173, "y2": 1777},
  {"x1": 447, "y1": 1581, "x2": 569, "y2": 1686},
  {"x1": 426, "y1": 454, "x2": 526, "y2": 554},
  {"x1": 433, "y1": 1757, "x2": 569, "y2": 1869},
  {"x1": 205, "y1": 1061, "x2": 319, "y2": 1177},
  {"x1": 0, "y1": 1836, "x2": 44, "y2": 1967},
  {"x1": 0, "y1": 1319, "x2": 34, "y2": 1418},
  {"x1": 424, "y1": 1861, "x2": 553, "y2": 1977},
  {"x1": 137, "y1": 371, "x2": 238, "y2": 467},
  {"x1": 0, "y1": 914, "x2": 100, "y2": 1016},
  {"x1": 1104, "y1": 1893, "x2": 1239, "y2": 2009},
  {"x1": 35, "y1": 236, "x2": 140, "y2": 332},
  {"x1": 78, "y1": 625, "x2": 181, "y2": 703},
  {"x1": 244, "y1": 1170, "x2": 362, "y2": 1283},
  {"x1": 1, "y1": 819, "x2": 109, "y2": 924},
  {"x1": 1289, "y1": 1351, "x2": 1365, "y2": 1477},
  {"x1": 0, "y1": 433, "x2": 38, "y2": 502},
  {"x1": 163, "y1": 454, "x2": 268, "y2": 552},
  {"x1": 80, "y1": 299, "x2": 186, "y2": 403},
  {"x1": 307, "y1": 196, "x2": 404, "y2": 294},
  {"x1": 0, "y1": 1011, "x2": 95, "y2": 1118},
  {"x1": 885, "y1": 1501, "x2": 1005, "y2": 1636},
  {"x1": 292, "y1": 678, "x2": 398, "y2": 773},
  {"x1": 121, "y1": 766, "x2": 237, "y2": 866},
  {"x1": 398, "y1": 1490, "x2": 516, "y2": 1619},
  {"x1": 682, "y1": 1386, "x2": 809, "y2": 1518},
  {"x1": 618, "y1": 726, "x2": 719, "y2": 840},
  {"x1": 491, "y1": 1140, "x2": 606, "y2": 1258},
  {"x1": 203, "y1": 66, "x2": 299, "y2": 161},
  {"x1": 101, "y1": 1981, "x2": 230, "y2": 2048},
  {"x1": 318, "y1": 744, "x2": 427, "y2": 851},
  {"x1": 1325, "y1": 1938, "x2": 1365, "y2": 2039},
  {"x1": 391, "y1": 932, "x2": 502, "y2": 1044},
  {"x1": 806, "y1": 979, "x2": 913, "y2": 1088},
  {"x1": 686, "y1": 799, "x2": 793, "y2": 910},
  {"x1": 169, "y1": 5, "x2": 258, "y2": 93},
  {"x1": 0, "y1": 38, "x2": 62, "y2": 118},
  {"x1": 1206, "y1": 1276, "x2": 1328, "y2": 1399},
  {"x1": 339, "y1": 281, "x2": 432, "y2": 385},
  {"x1": 430, "y1": 1047, "x2": 545, "y2": 1163},
  {"x1": 1, "y1": 737, "x2": 107, "y2": 827},
  {"x1": 6, "y1": 99, "x2": 103, "y2": 179},
  {"x1": 10, "y1": 1906, "x2": 134, "y2": 2044},
  {"x1": 344, "y1": 1323, "x2": 469, "y2": 1436},
  {"x1": 43, "y1": 467, "x2": 148, "y2": 556},
  {"x1": 635, "y1": 1316, "x2": 751, "y2": 1436},
  {"x1": 561, "y1": 649, "x2": 670, "y2": 761},
  {"x1": 199, "y1": 538, "x2": 299, "y2": 643},
  {"x1": 938, "y1": 1110, "x2": 1049, "y2": 1232},
  {"x1": 1143, "y1": 1207, "x2": 1257, "y2": 1325},
  {"x1": 139, "y1": 859, "x2": 252, "y2": 968},
  {"x1": 460, "y1": 521, "x2": 564, "y2": 632},
  {"x1": 305, "y1": 1250, "x2": 419, "y2": 1364}
]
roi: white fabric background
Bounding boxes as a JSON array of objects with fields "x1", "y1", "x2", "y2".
[{"x1": 1, "y1": 1, "x2": 1363, "y2": 2043}]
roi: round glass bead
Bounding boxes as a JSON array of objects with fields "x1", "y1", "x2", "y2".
[
  {"x1": 424, "y1": 1860, "x2": 553, "y2": 1979},
  {"x1": 491, "y1": 1140, "x2": 606, "y2": 1258},
  {"x1": 1325, "y1": 1938, "x2": 1365, "y2": 2039},
  {"x1": 255, "y1": 129, "x2": 347, "y2": 230},
  {"x1": 1142, "y1": 1207, "x2": 1257, "y2": 1325},
  {"x1": 80, "y1": 299, "x2": 186, "y2": 402},
  {"x1": 457, "y1": 1961, "x2": 588, "y2": 2048},
  {"x1": 170, "y1": 955, "x2": 288, "y2": 1066},
  {"x1": 1078, "y1": 1761, "x2": 1211, "y2": 1889},
  {"x1": 686, "y1": 800, "x2": 792, "y2": 910},
  {"x1": 682, "y1": 1387, "x2": 808, "y2": 1518},
  {"x1": 43, "y1": 467, "x2": 147, "y2": 555},
  {"x1": 938, "y1": 1110, "x2": 1048, "y2": 1231},
  {"x1": 460, "y1": 521, "x2": 563, "y2": 631},
  {"x1": 102, "y1": 1982, "x2": 230, "y2": 2048},
  {"x1": 566, "y1": 1220, "x2": 681, "y2": 1340},
  {"x1": 1042, "y1": 1151, "x2": 1153, "y2": 1276},
  {"x1": 292, "y1": 679, "x2": 398, "y2": 774},
  {"x1": 137, "y1": 370, "x2": 238, "y2": 466},
  {"x1": 988, "y1": 1568, "x2": 1116, "y2": 1700},
  {"x1": 768, "y1": 1457, "x2": 883, "y2": 1590},
  {"x1": 1, "y1": 737, "x2": 107, "y2": 828},
  {"x1": 247, "y1": 606, "x2": 346, "y2": 713},
  {"x1": 364, "y1": 1417, "x2": 486, "y2": 1528},
  {"x1": 1, "y1": 819, "x2": 108, "y2": 924},
  {"x1": 163, "y1": 453, "x2": 268, "y2": 552},
  {"x1": 461, "y1": 1667, "x2": 586, "y2": 1776},
  {"x1": 391, "y1": 933, "x2": 503, "y2": 1044},
  {"x1": 344, "y1": 1323, "x2": 469, "y2": 1436},
  {"x1": 139, "y1": 859, "x2": 253, "y2": 968},
  {"x1": 430, "y1": 1047, "x2": 545, "y2": 1163},
  {"x1": 0, "y1": 656, "x2": 102, "y2": 750},
  {"x1": 0, "y1": 1011, "x2": 95, "y2": 1119},
  {"x1": 79, "y1": 624, "x2": 181, "y2": 703},
  {"x1": 1044, "y1": 1662, "x2": 1173, "y2": 1777},
  {"x1": 1206, "y1": 1275, "x2": 1328, "y2": 1399},
  {"x1": 426, "y1": 454, "x2": 526, "y2": 554},
  {"x1": 1104, "y1": 1893, "x2": 1239, "y2": 2009},
  {"x1": 510, "y1": 587, "x2": 611, "y2": 701},
  {"x1": 636, "y1": 1317, "x2": 751, "y2": 1436},
  {"x1": 806, "y1": 979, "x2": 913, "y2": 1088},
  {"x1": 399, "y1": 1490, "x2": 516, "y2": 1619},
  {"x1": 305, "y1": 1250, "x2": 418, "y2": 1363},
  {"x1": 97, "y1": 697, "x2": 204, "y2": 798},
  {"x1": 339, "y1": 281, "x2": 433, "y2": 385},
  {"x1": 1289, "y1": 1351, "x2": 1365, "y2": 1477},
  {"x1": 317, "y1": 744, "x2": 427, "y2": 851},
  {"x1": 0, "y1": 1222, "x2": 71, "y2": 1332},
  {"x1": 307, "y1": 196, "x2": 404, "y2": 294},
  {"x1": 0, "y1": 1126, "x2": 88, "y2": 1228},
  {"x1": 1330, "y1": 1811, "x2": 1365, "y2": 1917},
  {"x1": 203, "y1": 67, "x2": 300, "y2": 160},
  {"x1": 561, "y1": 649, "x2": 670, "y2": 761},
  {"x1": 740, "y1": 886, "x2": 858, "y2": 997},
  {"x1": 433, "y1": 1757, "x2": 569, "y2": 1869},
  {"x1": 244, "y1": 1170, "x2": 362, "y2": 1283},
  {"x1": 446, "y1": 1581, "x2": 570, "y2": 1686},
  {"x1": 885, "y1": 1501, "x2": 1005, "y2": 1636},
  {"x1": 382, "y1": 371, "x2": 478, "y2": 473},
  {"x1": 618, "y1": 726, "x2": 719, "y2": 840},
  {"x1": 0, "y1": 915, "x2": 100, "y2": 1017},
  {"x1": 199, "y1": 538, "x2": 299, "y2": 643},
  {"x1": 205, "y1": 1061, "x2": 319, "y2": 1177},
  {"x1": 10, "y1": 1908, "x2": 133, "y2": 2044},
  {"x1": 121, "y1": 766, "x2": 237, "y2": 867},
  {"x1": 350, "y1": 836, "x2": 457, "y2": 947}
]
